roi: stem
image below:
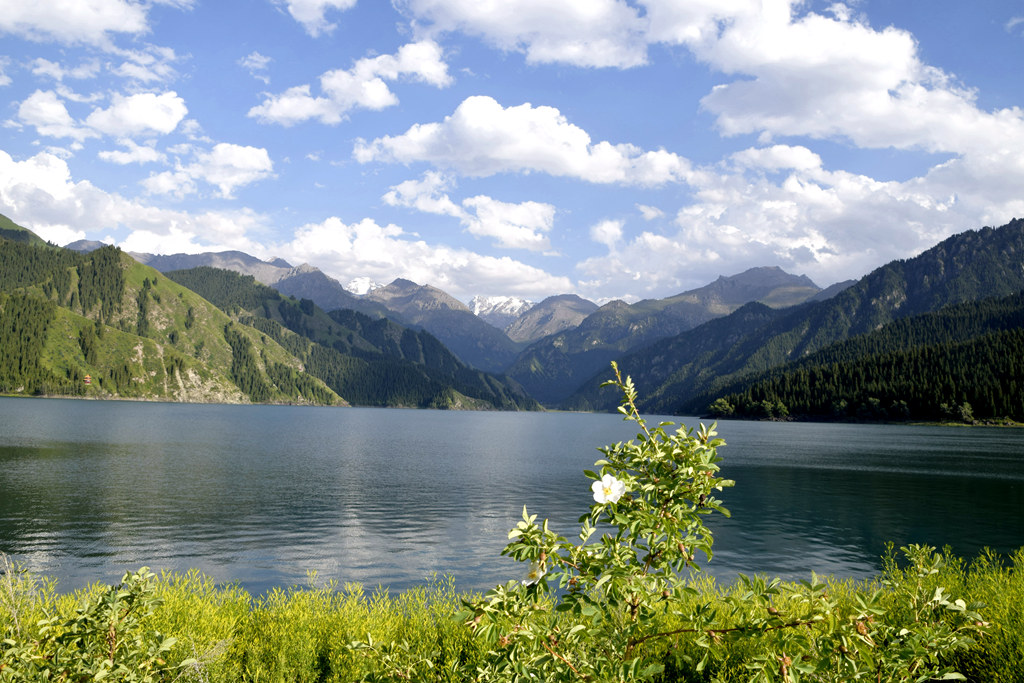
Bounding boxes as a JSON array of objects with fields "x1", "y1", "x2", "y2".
[
  {"x1": 542, "y1": 639, "x2": 587, "y2": 679},
  {"x1": 629, "y1": 618, "x2": 823, "y2": 650}
]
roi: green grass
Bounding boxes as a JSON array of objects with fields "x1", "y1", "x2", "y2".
[{"x1": 2, "y1": 549, "x2": 1022, "y2": 682}]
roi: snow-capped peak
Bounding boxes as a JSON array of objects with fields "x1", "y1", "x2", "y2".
[
  {"x1": 345, "y1": 277, "x2": 385, "y2": 296},
  {"x1": 469, "y1": 295, "x2": 535, "y2": 329}
]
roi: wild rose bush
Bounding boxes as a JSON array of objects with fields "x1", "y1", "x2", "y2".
[{"x1": 440, "y1": 363, "x2": 985, "y2": 682}]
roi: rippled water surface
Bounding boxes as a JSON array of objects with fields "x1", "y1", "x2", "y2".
[{"x1": 1, "y1": 397, "x2": 1021, "y2": 595}]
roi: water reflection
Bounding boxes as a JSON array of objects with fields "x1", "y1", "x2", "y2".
[{"x1": 0, "y1": 398, "x2": 1021, "y2": 595}]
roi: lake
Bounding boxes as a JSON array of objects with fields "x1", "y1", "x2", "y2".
[{"x1": 1, "y1": 397, "x2": 1021, "y2": 596}]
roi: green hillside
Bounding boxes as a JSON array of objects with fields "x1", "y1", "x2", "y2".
[
  {"x1": 0, "y1": 218, "x2": 341, "y2": 405},
  {"x1": 564, "y1": 218, "x2": 1024, "y2": 415},
  {"x1": 165, "y1": 265, "x2": 539, "y2": 410},
  {"x1": 698, "y1": 292, "x2": 1024, "y2": 423}
]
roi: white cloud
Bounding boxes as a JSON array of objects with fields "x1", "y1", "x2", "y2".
[
  {"x1": 461, "y1": 195, "x2": 554, "y2": 251},
  {"x1": 574, "y1": 145, "x2": 1024, "y2": 299},
  {"x1": 277, "y1": 216, "x2": 572, "y2": 299},
  {"x1": 636, "y1": 204, "x2": 664, "y2": 220},
  {"x1": 402, "y1": 0, "x2": 649, "y2": 68},
  {"x1": 0, "y1": 57, "x2": 10, "y2": 87},
  {"x1": 383, "y1": 171, "x2": 555, "y2": 251},
  {"x1": 249, "y1": 40, "x2": 451, "y2": 125},
  {"x1": 239, "y1": 51, "x2": 273, "y2": 83},
  {"x1": 144, "y1": 143, "x2": 274, "y2": 198},
  {"x1": 85, "y1": 92, "x2": 188, "y2": 137},
  {"x1": 141, "y1": 169, "x2": 197, "y2": 198},
  {"x1": 31, "y1": 58, "x2": 101, "y2": 81},
  {"x1": 355, "y1": 95, "x2": 692, "y2": 186},
  {"x1": 731, "y1": 144, "x2": 823, "y2": 172},
  {"x1": 0, "y1": 149, "x2": 271, "y2": 253},
  {"x1": 382, "y1": 171, "x2": 463, "y2": 217},
  {"x1": 590, "y1": 219, "x2": 624, "y2": 248},
  {"x1": 98, "y1": 139, "x2": 166, "y2": 165},
  {"x1": 111, "y1": 45, "x2": 181, "y2": 83},
  {"x1": 0, "y1": 0, "x2": 149, "y2": 47},
  {"x1": 1006, "y1": 16, "x2": 1024, "y2": 33},
  {"x1": 15, "y1": 89, "x2": 187, "y2": 144},
  {"x1": 195, "y1": 143, "x2": 275, "y2": 197},
  {"x1": 277, "y1": 0, "x2": 358, "y2": 37},
  {"x1": 16, "y1": 90, "x2": 94, "y2": 141}
]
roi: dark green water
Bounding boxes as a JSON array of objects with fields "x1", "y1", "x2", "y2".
[{"x1": 0, "y1": 397, "x2": 1021, "y2": 595}]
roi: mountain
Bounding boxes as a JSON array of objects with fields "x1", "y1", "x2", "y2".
[
  {"x1": 506, "y1": 266, "x2": 823, "y2": 405},
  {"x1": 131, "y1": 249, "x2": 296, "y2": 288},
  {"x1": 164, "y1": 266, "x2": 538, "y2": 410},
  {"x1": 64, "y1": 239, "x2": 108, "y2": 252},
  {"x1": 132, "y1": 249, "x2": 521, "y2": 371},
  {"x1": 0, "y1": 214, "x2": 47, "y2": 246},
  {"x1": 565, "y1": 218, "x2": 1024, "y2": 414},
  {"x1": 699, "y1": 291, "x2": 1024, "y2": 423},
  {"x1": 470, "y1": 295, "x2": 534, "y2": 330},
  {"x1": 271, "y1": 266, "x2": 392, "y2": 319},
  {"x1": 346, "y1": 277, "x2": 384, "y2": 295},
  {"x1": 1, "y1": 225, "x2": 341, "y2": 405},
  {"x1": 362, "y1": 279, "x2": 525, "y2": 373},
  {"x1": 504, "y1": 294, "x2": 599, "y2": 343}
]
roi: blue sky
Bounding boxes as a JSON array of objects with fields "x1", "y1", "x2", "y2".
[{"x1": 1, "y1": 0, "x2": 1022, "y2": 304}]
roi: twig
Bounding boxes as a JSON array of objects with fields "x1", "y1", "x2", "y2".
[{"x1": 629, "y1": 617, "x2": 822, "y2": 650}]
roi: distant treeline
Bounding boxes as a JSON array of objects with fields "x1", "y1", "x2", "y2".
[{"x1": 701, "y1": 292, "x2": 1024, "y2": 423}]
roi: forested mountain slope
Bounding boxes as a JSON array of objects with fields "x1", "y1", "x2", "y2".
[
  {"x1": 508, "y1": 266, "x2": 824, "y2": 405},
  {"x1": 565, "y1": 218, "x2": 1024, "y2": 414},
  {"x1": 697, "y1": 291, "x2": 1024, "y2": 422},
  {"x1": 0, "y1": 233, "x2": 340, "y2": 405},
  {"x1": 165, "y1": 266, "x2": 538, "y2": 410}
]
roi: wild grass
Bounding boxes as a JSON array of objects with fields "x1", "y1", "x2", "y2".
[{"x1": 1, "y1": 548, "x2": 1021, "y2": 682}]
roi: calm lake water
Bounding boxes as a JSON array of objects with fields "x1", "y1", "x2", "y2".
[{"x1": 1, "y1": 397, "x2": 1022, "y2": 596}]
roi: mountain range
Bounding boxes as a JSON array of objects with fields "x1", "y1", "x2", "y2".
[{"x1": 9, "y1": 212, "x2": 1024, "y2": 422}]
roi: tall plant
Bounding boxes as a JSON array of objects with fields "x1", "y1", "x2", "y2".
[{"x1": 441, "y1": 363, "x2": 984, "y2": 682}]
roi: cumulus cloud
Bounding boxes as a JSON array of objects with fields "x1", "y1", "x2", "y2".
[
  {"x1": 17, "y1": 90, "x2": 94, "y2": 141},
  {"x1": 401, "y1": 0, "x2": 648, "y2": 68},
  {"x1": 461, "y1": 195, "x2": 555, "y2": 251},
  {"x1": 15, "y1": 89, "x2": 187, "y2": 142},
  {"x1": 590, "y1": 219, "x2": 624, "y2": 247},
  {"x1": 276, "y1": 216, "x2": 571, "y2": 299},
  {"x1": 731, "y1": 144, "x2": 823, "y2": 172},
  {"x1": 356, "y1": 95, "x2": 692, "y2": 186},
  {"x1": 144, "y1": 143, "x2": 274, "y2": 198},
  {"x1": 383, "y1": 171, "x2": 555, "y2": 251},
  {"x1": 98, "y1": 139, "x2": 166, "y2": 165},
  {"x1": 249, "y1": 40, "x2": 451, "y2": 125},
  {"x1": 573, "y1": 145, "x2": 1024, "y2": 299},
  {"x1": 382, "y1": 170, "x2": 463, "y2": 217},
  {"x1": 85, "y1": 92, "x2": 187, "y2": 136},
  {"x1": 0, "y1": 0, "x2": 149, "y2": 47},
  {"x1": 0, "y1": 148, "x2": 273, "y2": 253},
  {"x1": 277, "y1": 0, "x2": 357, "y2": 37}
]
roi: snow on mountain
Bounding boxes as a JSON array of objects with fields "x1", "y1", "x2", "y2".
[
  {"x1": 470, "y1": 295, "x2": 535, "y2": 329},
  {"x1": 345, "y1": 277, "x2": 385, "y2": 296}
]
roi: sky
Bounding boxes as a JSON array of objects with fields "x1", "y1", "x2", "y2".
[{"x1": 1, "y1": 0, "x2": 1023, "y2": 304}]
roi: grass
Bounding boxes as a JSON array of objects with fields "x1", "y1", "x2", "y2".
[{"x1": 2, "y1": 548, "x2": 1022, "y2": 682}]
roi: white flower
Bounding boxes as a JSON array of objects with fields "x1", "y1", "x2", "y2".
[
  {"x1": 592, "y1": 474, "x2": 626, "y2": 504},
  {"x1": 522, "y1": 560, "x2": 545, "y2": 586}
]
